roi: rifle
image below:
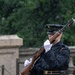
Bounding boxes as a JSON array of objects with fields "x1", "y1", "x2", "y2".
[{"x1": 21, "y1": 18, "x2": 75, "y2": 75}]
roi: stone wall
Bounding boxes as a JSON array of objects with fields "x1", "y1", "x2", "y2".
[{"x1": 0, "y1": 35, "x2": 23, "y2": 75}]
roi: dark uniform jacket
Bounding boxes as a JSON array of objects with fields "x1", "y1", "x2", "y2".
[{"x1": 29, "y1": 41, "x2": 70, "y2": 75}]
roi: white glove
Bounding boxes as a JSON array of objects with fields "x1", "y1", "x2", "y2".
[
  {"x1": 44, "y1": 39, "x2": 52, "y2": 53},
  {"x1": 24, "y1": 58, "x2": 32, "y2": 67}
]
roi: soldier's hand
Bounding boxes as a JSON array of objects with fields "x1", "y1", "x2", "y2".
[
  {"x1": 24, "y1": 58, "x2": 32, "y2": 67},
  {"x1": 44, "y1": 39, "x2": 52, "y2": 53}
]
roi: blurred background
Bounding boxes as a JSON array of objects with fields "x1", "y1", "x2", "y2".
[{"x1": 0, "y1": 0, "x2": 75, "y2": 47}]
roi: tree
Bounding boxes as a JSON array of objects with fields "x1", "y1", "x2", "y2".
[{"x1": 0, "y1": 0, "x2": 75, "y2": 47}]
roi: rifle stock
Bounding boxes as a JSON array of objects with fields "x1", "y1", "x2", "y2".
[{"x1": 21, "y1": 18, "x2": 74, "y2": 75}]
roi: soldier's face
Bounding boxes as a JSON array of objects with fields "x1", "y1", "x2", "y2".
[
  {"x1": 48, "y1": 33, "x2": 54, "y2": 39},
  {"x1": 48, "y1": 32, "x2": 62, "y2": 41},
  {"x1": 47, "y1": 31, "x2": 57, "y2": 39}
]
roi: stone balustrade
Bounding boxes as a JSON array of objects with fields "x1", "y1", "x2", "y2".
[
  {"x1": 68, "y1": 46, "x2": 75, "y2": 75},
  {"x1": 0, "y1": 35, "x2": 23, "y2": 75}
]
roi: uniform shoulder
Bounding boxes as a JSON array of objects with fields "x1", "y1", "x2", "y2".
[{"x1": 61, "y1": 44, "x2": 70, "y2": 50}]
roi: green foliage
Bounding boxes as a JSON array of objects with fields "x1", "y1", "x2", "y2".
[{"x1": 0, "y1": 0, "x2": 75, "y2": 47}]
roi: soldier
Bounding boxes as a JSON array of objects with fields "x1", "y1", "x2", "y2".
[{"x1": 24, "y1": 24, "x2": 70, "y2": 75}]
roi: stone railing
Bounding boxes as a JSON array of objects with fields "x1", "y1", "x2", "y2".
[
  {"x1": 0, "y1": 35, "x2": 23, "y2": 75},
  {"x1": 68, "y1": 46, "x2": 75, "y2": 75}
]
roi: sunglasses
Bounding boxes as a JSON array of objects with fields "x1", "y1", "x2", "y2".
[{"x1": 47, "y1": 31, "x2": 56, "y2": 35}]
